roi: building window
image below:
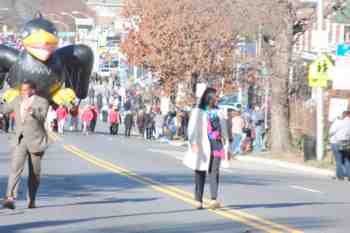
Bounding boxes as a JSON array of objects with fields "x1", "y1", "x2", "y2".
[{"x1": 344, "y1": 25, "x2": 350, "y2": 42}]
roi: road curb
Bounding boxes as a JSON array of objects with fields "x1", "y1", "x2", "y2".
[
  {"x1": 235, "y1": 155, "x2": 334, "y2": 177},
  {"x1": 162, "y1": 139, "x2": 334, "y2": 177}
]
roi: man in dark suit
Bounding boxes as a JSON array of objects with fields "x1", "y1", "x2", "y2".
[{"x1": 0, "y1": 80, "x2": 49, "y2": 209}]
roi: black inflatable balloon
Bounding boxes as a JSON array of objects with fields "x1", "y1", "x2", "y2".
[{"x1": 0, "y1": 13, "x2": 94, "y2": 101}]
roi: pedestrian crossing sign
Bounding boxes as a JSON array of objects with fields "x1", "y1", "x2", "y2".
[{"x1": 308, "y1": 54, "x2": 334, "y2": 88}]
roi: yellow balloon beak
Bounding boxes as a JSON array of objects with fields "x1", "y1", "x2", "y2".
[{"x1": 22, "y1": 29, "x2": 59, "y2": 61}]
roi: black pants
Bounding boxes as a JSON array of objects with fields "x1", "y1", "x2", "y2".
[
  {"x1": 110, "y1": 123, "x2": 119, "y2": 135},
  {"x1": 146, "y1": 128, "x2": 153, "y2": 139},
  {"x1": 3, "y1": 115, "x2": 9, "y2": 133},
  {"x1": 125, "y1": 126, "x2": 132, "y2": 137},
  {"x1": 90, "y1": 120, "x2": 97, "y2": 132},
  {"x1": 194, "y1": 156, "x2": 221, "y2": 203}
]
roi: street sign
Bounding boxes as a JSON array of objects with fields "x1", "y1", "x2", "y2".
[
  {"x1": 308, "y1": 54, "x2": 334, "y2": 88},
  {"x1": 333, "y1": 43, "x2": 350, "y2": 90},
  {"x1": 336, "y1": 43, "x2": 350, "y2": 56}
]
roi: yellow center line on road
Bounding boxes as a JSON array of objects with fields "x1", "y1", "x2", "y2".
[
  {"x1": 48, "y1": 131, "x2": 64, "y2": 142},
  {"x1": 48, "y1": 132, "x2": 60, "y2": 141},
  {"x1": 62, "y1": 143, "x2": 303, "y2": 233}
]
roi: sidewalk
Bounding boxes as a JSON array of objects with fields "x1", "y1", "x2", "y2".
[
  {"x1": 163, "y1": 138, "x2": 335, "y2": 177},
  {"x1": 234, "y1": 154, "x2": 334, "y2": 177}
]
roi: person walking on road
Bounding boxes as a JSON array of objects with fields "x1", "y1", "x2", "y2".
[
  {"x1": 0, "y1": 80, "x2": 49, "y2": 210},
  {"x1": 144, "y1": 110, "x2": 155, "y2": 140},
  {"x1": 81, "y1": 106, "x2": 94, "y2": 135},
  {"x1": 109, "y1": 106, "x2": 121, "y2": 135},
  {"x1": 2, "y1": 111, "x2": 10, "y2": 133},
  {"x1": 124, "y1": 111, "x2": 134, "y2": 137},
  {"x1": 9, "y1": 110, "x2": 16, "y2": 132},
  {"x1": 69, "y1": 103, "x2": 79, "y2": 131},
  {"x1": 101, "y1": 103, "x2": 109, "y2": 123},
  {"x1": 90, "y1": 105, "x2": 99, "y2": 133},
  {"x1": 330, "y1": 111, "x2": 350, "y2": 181},
  {"x1": 46, "y1": 106, "x2": 57, "y2": 132},
  {"x1": 56, "y1": 104, "x2": 68, "y2": 134},
  {"x1": 183, "y1": 87, "x2": 229, "y2": 210}
]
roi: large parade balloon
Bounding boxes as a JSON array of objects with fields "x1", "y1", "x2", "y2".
[{"x1": 0, "y1": 12, "x2": 94, "y2": 105}]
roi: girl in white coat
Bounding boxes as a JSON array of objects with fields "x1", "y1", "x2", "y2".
[{"x1": 183, "y1": 87, "x2": 229, "y2": 209}]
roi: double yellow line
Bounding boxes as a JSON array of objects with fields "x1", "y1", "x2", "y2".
[
  {"x1": 48, "y1": 132, "x2": 61, "y2": 142},
  {"x1": 61, "y1": 143, "x2": 303, "y2": 233}
]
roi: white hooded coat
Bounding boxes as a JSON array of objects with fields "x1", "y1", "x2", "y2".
[{"x1": 183, "y1": 96, "x2": 229, "y2": 171}]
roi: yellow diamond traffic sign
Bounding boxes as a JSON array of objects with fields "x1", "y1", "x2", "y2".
[{"x1": 308, "y1": 54, "x2": 334, "y2": 88}]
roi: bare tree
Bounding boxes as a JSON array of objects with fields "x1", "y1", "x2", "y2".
[
  {"x1": 122, "y1": 0, "x2": 345, "y2": 153},
  {"x1": 122, "y1": 0, "x2": 240, "y2": 99}
]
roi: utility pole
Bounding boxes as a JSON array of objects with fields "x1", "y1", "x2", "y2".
[{"x1": 316, "y1": 0, "x2": 324, "y2": 161}]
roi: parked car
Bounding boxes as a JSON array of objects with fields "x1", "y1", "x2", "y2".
[{"x1": 218, "y1": 94, "x2": 242, "y2": 111}]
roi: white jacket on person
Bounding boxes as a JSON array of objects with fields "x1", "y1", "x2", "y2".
[
  {"x1": 183, "y1": 107, "x2": 229, "y2": 171},
  {"x1": 330, "y1": 117, "x2": 350, "y2": 144}
]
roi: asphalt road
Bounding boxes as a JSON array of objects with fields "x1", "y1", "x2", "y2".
[{"x1": 1, "y1": 123, "x2": 350, "y2": 233}]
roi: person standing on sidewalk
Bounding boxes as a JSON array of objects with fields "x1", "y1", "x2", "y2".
[
  {"x1": 329, "y1": 111, "x2": 350, "y2": 181},
  {"x1": 183, "y1": 87, "x2": 229, "y2": 210},
  {"x1": 154, "y1": 112, "x2": 164, "y2": 139},
  {"x1": 0, "y1": 80, "x2": 49, "y2": 209},
  {"x1": 231, "y1": 110, "x2": 245, "y2": 155},
  {"x1": 56, "y1": 104, "x2": 68, "y2": 134},
  {"x1": 144, "y1": 110, "x2": 155, "y2": 140},
  {"x1": 137, "y1": 110, "x2": 145, "y2": 137},
  {"x1": 251, "y1": 106, "x2": 265, "y2": 152}
]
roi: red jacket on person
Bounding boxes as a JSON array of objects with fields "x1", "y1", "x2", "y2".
[
  {"x1": 10, "y1": 111, "x2": 16, "y2": 120},
  {"x1": 109, "y1": 110, "x2": 120, "y2": 124},
  {"x1": 81, "y1": 108, "x2": 94, "y2": 122},
  {"x1": 56, "y1": 106, "x2": 68, "y2": 120}
]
